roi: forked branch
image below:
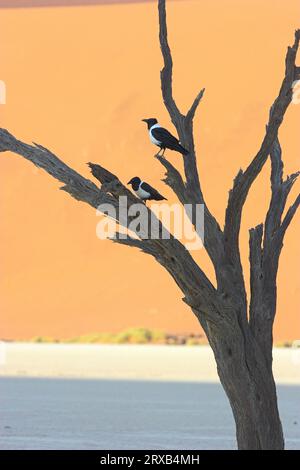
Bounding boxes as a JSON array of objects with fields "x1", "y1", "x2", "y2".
[
  {"x1": 224, "y1": 29, "x2": 300, "y2": 274},
  {"x1": 249, "y1": 133, "x2": 299, "y2": 366}
]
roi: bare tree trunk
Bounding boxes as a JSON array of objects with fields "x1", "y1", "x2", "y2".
[
  {"x1": 210, "y1": 330, "x2": 283, "y2": 449},
  {"x1": 223, "y1": 373, "x2": 283, "y2": 449},
  {"x1": 193, "y1": 304, "x2": 284, "y2": 449},
  {"x1": 0, "y1": 0, "x2": 299, "y2": 450}
]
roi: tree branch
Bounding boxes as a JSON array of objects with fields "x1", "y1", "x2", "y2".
[
  {"x1": 264, "y1": 136, "x2": 299, "y2": 246},
  {"x1": 157, "y1": 0, "x2": 224, "y2": 274},
  {"x1": 0, "y1": 127, "x2": 228, "y2": 327},
  {"x1": 249, "y1": 225, "x2": 264, "y2": 333},
  {"x1": 155, "y1": 154, "x2": 186, "y2": 203},
  {"x1": 270, "y1": 136, "x2": 283, "y2": 186},
  {"x1": 223, "y1": 29, "x2": 300, "y2": 307},
  {"x1": 278, "y1": 193, "x2": 300, "y2": 238},
  {"x1": 248, "y1": 132, "x2": 299, "y2": 368},
  {"x1": 110, "y1": 235, "x2": 158, "y2": 257},
  {"x1": 158, "y1": 0, "x2": 200, "y2": 197},
  {"x1": 186, "y1": 88, "x2": 205, "y2": 124},
  {"x1": 158, "y1": 0, "x2": 182, "y2": 123},
  {"x1": 0, "y1": 129, "x2": 111, "y2": 209},
  {"x1": 87, "y1": 162, "x2": 120, "y2": 185},
  {"x1": 224, "y1": 30, "x2": 299, "y2": 249}
]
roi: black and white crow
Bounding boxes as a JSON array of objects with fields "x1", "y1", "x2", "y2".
[
  {"x1": 142, "y1": 118, "x2": 188, "y2": 156},
  {"x1": 128, "y1": 177, "x2": 167, "y2": 202}
]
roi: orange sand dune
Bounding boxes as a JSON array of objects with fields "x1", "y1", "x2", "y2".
[
  {"x1": 0, "y1": 0, "x2": 299, "y2": 340},
  {"x1": 0, "y1": 0, "x2": 155, "y2": 8}
]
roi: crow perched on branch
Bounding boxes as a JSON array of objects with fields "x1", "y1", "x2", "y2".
[
  {"x1": 142, "y1": 118, "x2": 188, "y2": 156},
  {"x1": 128, "y1": 176, "x2": 167, "y2": 202}
]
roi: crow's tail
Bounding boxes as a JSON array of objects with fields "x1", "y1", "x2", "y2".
[{"x1": 177, "y1": 144, "x2": 189, "y2": 155}]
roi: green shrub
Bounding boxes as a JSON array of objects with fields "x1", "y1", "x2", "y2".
[{"x1": 31, "y1": 336, "x2": 58, "y2": 343}]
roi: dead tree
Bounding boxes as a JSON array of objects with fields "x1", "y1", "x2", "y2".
[{"x1": 0, "y1": 0, "x2": 299, "y2": 450}]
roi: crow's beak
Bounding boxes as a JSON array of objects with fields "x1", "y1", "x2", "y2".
[
  {"x1": 141, "y1": 119, "x2": 147, "y2": 123},
  {"x1": 127, "y1": 180, "x2": 132, "y2": 185}
]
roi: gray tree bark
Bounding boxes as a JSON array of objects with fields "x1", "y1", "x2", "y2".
[{"x1": 0, "y1": 0, "x2": 299, "y2": 450}]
